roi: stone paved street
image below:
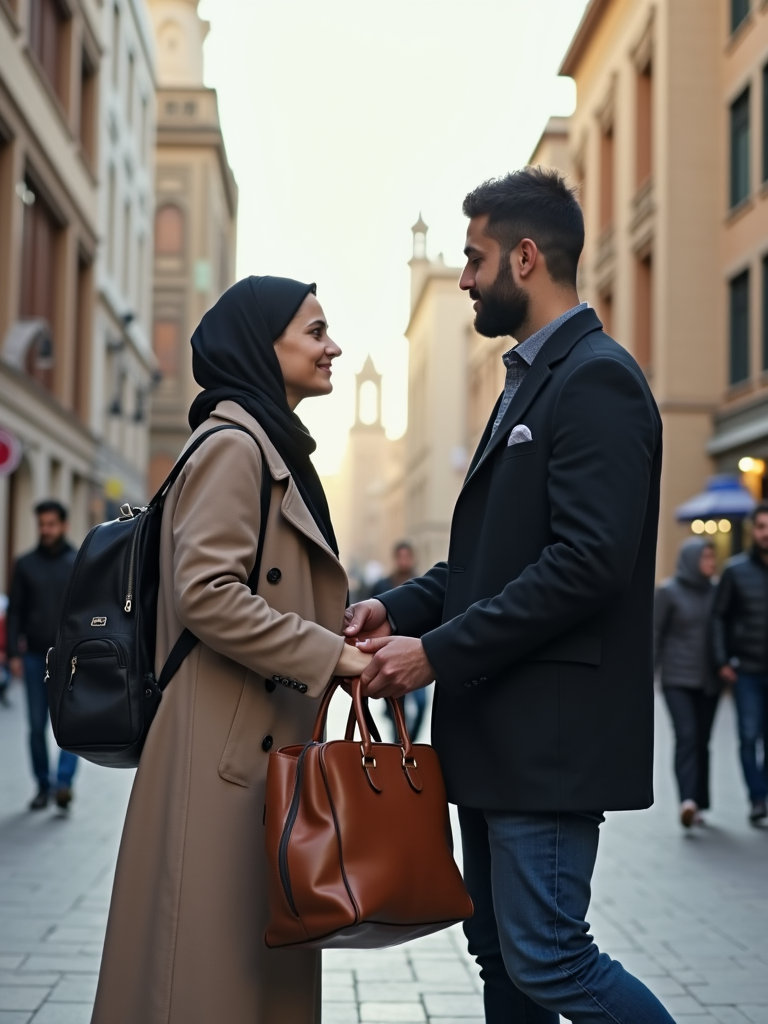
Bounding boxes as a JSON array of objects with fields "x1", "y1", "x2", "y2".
[{"x1": 0, "y1": 682, "x2": 766, "y2": 1024}]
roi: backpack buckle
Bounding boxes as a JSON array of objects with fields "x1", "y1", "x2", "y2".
[{"x1": 118, "y1": 503, "x2": 135, "y2": 521}]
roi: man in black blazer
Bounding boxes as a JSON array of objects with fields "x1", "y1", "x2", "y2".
[{"x1": 345, "y1": 170, "x2": 673, "y2": 1023}]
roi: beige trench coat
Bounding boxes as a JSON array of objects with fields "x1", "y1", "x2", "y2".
[{"x1": 91, "y1": 401, "x2": 347, "y2": 1024}]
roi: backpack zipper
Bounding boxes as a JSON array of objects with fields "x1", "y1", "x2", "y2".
[
  {"x1": 124, "y1": 517, "x2": 141, "y2": 613},
  {"x1": 68, "y1": 656, "x2": 77, "y2": 691}
]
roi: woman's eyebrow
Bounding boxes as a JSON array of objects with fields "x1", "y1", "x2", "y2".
[{"x1": 306, "y1": 319, "x2": 327, "y2": 330}]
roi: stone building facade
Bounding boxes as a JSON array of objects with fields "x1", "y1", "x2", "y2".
[
  {"x1": 146, "y1": 0, "x2": 237, "y2": 493},
  {"x1": 0, "y1": 0, "x2": 104, "y2": 584}
]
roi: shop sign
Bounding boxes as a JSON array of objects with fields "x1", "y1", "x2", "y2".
[{"x1": 0, "y1": 427, "x2": 21, "y2": 477}]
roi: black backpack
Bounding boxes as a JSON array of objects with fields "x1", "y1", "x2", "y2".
[{"x1": 47, "y1": 425, "x2": 270, "y2": 769}]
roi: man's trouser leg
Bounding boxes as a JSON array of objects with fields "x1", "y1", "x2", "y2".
[
  {"x1": 23, "y1": 653, "x2": 50, "y2": 792},
  {"x1": 460, "y1": 807, "x2": 677, "y2": 1023},
  {"x1": 459, "y1": 806, "x2": 558, "y2": 1024},
  {"x1": 733, "y1": 674, "x2": 768, "y2": 803}
]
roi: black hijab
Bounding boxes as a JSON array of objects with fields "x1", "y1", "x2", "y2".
[{"x1": 188, "y1": 275, "x2": 338, "y2": 554}]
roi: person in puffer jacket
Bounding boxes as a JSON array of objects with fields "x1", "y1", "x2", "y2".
[{"x1": 655, "y1": 538, "x2": 721, "y2": 828}]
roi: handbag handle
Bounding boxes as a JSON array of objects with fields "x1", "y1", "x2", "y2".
[{"x1": 313, "y1": 677, "x2": 416, "y2": 762}]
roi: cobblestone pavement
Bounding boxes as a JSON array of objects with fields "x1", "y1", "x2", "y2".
[{"x1": 0, "y1": 681, "x2": 766, "y2": 1024}]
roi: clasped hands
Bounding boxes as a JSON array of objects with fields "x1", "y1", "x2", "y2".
[{"x1": 333, "y1": 599, "x2": 435, "y2": 700}]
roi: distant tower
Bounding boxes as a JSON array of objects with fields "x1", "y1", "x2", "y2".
[
  {"x1": 409, "y1": 213, "x2": 430, "y2": 311},
  {"x1": 147, "y1": 0, "x2": 209, "y2": 87},
  {"x1": 353, "y1": 355, "x2": 383, "y2": 431}
]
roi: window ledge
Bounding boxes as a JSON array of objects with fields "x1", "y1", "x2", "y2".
[
  {"x1": 726, "y1": 379, "x2": 755, "y2": 398},
  {"x1": 726, "y1": 12, "x2": 754, "y2": 51},
  {"x1": 0, "y1": 0, "x2": 20, "y2": 34},
  {"x1": 726, "y1": 196, "x2": 755, "y2": 224}
]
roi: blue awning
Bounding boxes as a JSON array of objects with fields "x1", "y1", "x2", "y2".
[{"x1": 675, "y1": 475, "x2": 756, "y2": 521}]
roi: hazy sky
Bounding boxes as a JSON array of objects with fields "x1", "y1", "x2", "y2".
[{"x1": 198, "y1": 0, "x2": 589, "y2": 474}]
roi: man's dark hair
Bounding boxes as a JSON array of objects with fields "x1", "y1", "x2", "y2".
[
  {"x1": 394, "y1": 540, "x2": 413, "y2": 554},
  {"x1": 34, "y1": 499, "x2": 68, "y2": 522},
  {"x1": 462, "y1": 167, "x2": 584, "y2": 286},
  {"x1": 751, "y1": 502, "x2": 768, "y2": 522}
]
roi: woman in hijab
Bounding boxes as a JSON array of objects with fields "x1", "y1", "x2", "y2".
[
  {"x1": 654, "y1": 537, "x2": 721, "y2": 828},
  {"x1": 91, "y1": 277, "x2": 371, "y2": 1024}
]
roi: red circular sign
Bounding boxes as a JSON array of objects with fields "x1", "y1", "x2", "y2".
[{"x1": 0, "y1": 428, "x2": 21, "y2": 477}]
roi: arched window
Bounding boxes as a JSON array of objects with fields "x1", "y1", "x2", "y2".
[{"x1": 154, "y1": 204, "x2": 184, "y2": 256}]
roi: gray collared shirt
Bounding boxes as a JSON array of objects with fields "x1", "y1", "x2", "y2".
[{"x1": 489, "y1": 302, "x2": 589, "y2": 440}]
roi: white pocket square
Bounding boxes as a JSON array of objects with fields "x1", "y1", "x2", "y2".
[{"x1": 507, "y1": 424, "x2": 533, "y2": 446}]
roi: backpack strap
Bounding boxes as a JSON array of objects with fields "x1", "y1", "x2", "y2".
[{"x1": 156, "y1": 426, "x2": 272, "y2": 693}]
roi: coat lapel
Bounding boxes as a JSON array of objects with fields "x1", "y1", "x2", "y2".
[
  {"x1": 463, "y1": 308, "x2": 603, "y2": 487},
  {"x1": 207, "y1": 401, "x2": 341, "y2": 566}
]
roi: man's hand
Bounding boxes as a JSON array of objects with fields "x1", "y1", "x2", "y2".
[
  {"x1": 357, "y1": 635, "x2": 434, "y2": 699},
  {"x1": 9, "y1": 657, "x2": 23, "y2": 681},
  {"x1": 719, "y1": 664, "x2": 738, "y2": 685},
  {"x1": 344, "y1": 600, "x2": 392, "y2": 643}
]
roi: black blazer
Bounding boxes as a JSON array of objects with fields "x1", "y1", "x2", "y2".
[{"x1": 379, "y1": 309, "x2": 662, "y2": 812}]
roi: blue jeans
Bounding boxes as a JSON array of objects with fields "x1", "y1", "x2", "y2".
[
  {"x1": 733, "y1": 673, "x2": 768, "y2": 803},
  {"x1": 458, "y1": 807, "x2": 676, "y2": 1023},
  {"x1": 24, "y1": 653, "x2": 78, "y2": 791}
]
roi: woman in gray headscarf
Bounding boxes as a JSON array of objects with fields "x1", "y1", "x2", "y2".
[{"x1": 654, "y1": 538, "x2": 721, "y2": 827}]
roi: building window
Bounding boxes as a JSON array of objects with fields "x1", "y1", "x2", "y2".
[
  {"x1": 19, "y1": 177, "x2": 61, "y2": 392},
  {"x1": 28, "y1": 0, "x2": 68, "y2": 102},
  {"x1": 112, "y1": 3, "x2": 120, "y2": 88},
  {"x1": 730, "y1": 87, "x2": 750, "y2": 208},
  {"x1": 762, "y1": 65, "x2": 768, "y2": 182},
  {"x1": 154, "y1": 204, "x2": 184, "y2": 255},
  {"x1": 126, "y1": 51, "x2": 135, "y2": 125},
  {"x1": 729, "y1": 269, "x2": 750, "y2": 385},
  {"x1": 635, "y1": 255, "x2": 653, "y2": 370},
  {"x1": 106, "y1": 166, "x2": 116, "y2": 273},
  {"x1": 122, "y1": 201, "x2": 132, "y2": 297},
  {"x1": 599, "y1": 126, "x2": 614, "y2": 231},
  {"x1": 74, "y1": 255, "x2": 92, "y2": 420},
  {"x1": 732, "y1": 0, "x2": 750, "y2": 34},
  {"x1": 762, "y1": 257, "x2": 768, "y2": 371},
  {"x1": 79, "y1": 50, "x2": 97, "y2": 165},
  {"x1": 153, "y1": 320, "x2": 179, "y2": 376},
  {"x1": 636, "y1": 63, "x2": 652, "y2": 188}
]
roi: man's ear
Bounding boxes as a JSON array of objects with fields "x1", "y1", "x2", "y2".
[{"x1": 517, "y1": 238, "x2": 539, "y2": 280}]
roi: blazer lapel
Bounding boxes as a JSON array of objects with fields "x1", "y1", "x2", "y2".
[
  {"x1": 465, "y1": 362, "x2": 551, "y2": 484},
  {"x1": 463, "y1": 308, "x2": 604, "y2": 487}
]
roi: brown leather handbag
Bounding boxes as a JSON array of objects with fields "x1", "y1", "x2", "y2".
[{"x1": 264, "y1": 677, "x2": 473, "y2": 949}]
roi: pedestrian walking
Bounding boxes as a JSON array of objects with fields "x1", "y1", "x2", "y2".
[
  {"x1": 0, "y1": 594, "x2": 10, "y2": 706},
  {"x1": 712, "y1": 502, "x2": 768, "y2": 824},
  {"x1": 370, "y1": 541, "x2": 429, "y2": 740},
  {"x1": 345, "y1": 168, "x2": 674, "y2": 1023},
  {"x1": 6, "y1": 500, "x2": 78, "y2": 810},
  {"x1": 91, "y1": 277, "x2": 370, "y2": 1024},
  {"x1": 654, "y1": 538, "x2": 720, "y2": 828}
]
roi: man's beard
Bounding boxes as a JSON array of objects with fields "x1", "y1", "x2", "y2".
[{"x1": 472, "y1": 256, "x2": 529, "y2": 339}]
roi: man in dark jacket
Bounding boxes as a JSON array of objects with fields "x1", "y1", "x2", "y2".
[
  {"x1": 7, "y1": 500, "x2": 78, "y2": 810},
  {"x1": 712, "y1": 502, "x2": 768, "y2": 823},
  {"x1": 345, "y1": 170, "x2": 671, "y2": 1023}
]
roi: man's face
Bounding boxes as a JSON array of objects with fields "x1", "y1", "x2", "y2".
[
  {"x1": 37, "y1": 512, "x2": 66, "y2": 548},
  {"x1": 459, "y1": 215, "x2": 529, "y2": 339},
  {"x1": 753, "y1": 512, "x2": 768, "y2": 552},
  {"x1": 394, "y1": 546, "x2": 414, "y2": 575}
]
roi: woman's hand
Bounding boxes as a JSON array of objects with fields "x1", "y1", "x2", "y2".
[{"x1": 334, "y1": 642, "x2": 373, "y2": 679}]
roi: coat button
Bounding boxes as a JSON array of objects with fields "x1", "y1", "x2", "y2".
[
  {"x1": 261, "y1": 735, "x2": 274, "y2": 752},
  {"x1": 298, "y1": 684, "x2": 308, "y2": 694},
  {"x1": 479, "y1": 677, "x2": 487, "y2": 683},
  {"x1": 266, "y1": 568, "x2": 282, "y2": 584},
  {"x1": 265, "y1": 679, "x2": 276, "y2": 693},
  {"x1": 471, "y1": 679, "x2": 479, "y2": 686},
  {"x1": 464, "y1": 682, "x2": 472, "y2": 689}
]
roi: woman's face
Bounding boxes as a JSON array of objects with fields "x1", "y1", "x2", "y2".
[
  {"x1": 699, "y1": 545, "x2": 717, "y2": 578},
  {"x1": 274, "y1": 293, "x2": 341, "y2": 410}
]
